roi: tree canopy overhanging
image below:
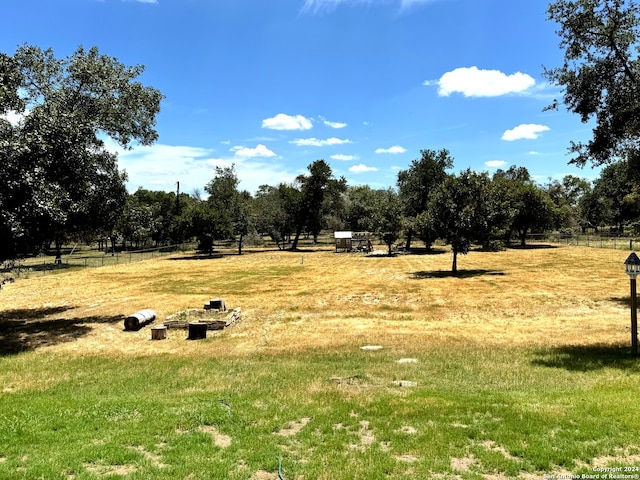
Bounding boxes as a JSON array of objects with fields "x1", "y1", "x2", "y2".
[
  {"x1": 545, "y1": 0, "x2": 640, "y2": 167},
  {"x1": 0, "y1": 44, "x2": 164, "y2": 261}
]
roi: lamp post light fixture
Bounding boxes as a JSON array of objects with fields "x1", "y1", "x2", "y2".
[{"x1": 624, "y1": 252, "x2": 640, "y2": 356}]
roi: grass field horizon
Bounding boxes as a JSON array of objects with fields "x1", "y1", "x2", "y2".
[{"x1": 1, "y1": 244, "x2": 640, "y2": 479}]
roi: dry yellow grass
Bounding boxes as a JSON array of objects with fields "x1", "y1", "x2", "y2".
[{"x1": 0, "y1": 244, "x2": 632, "y2": 358}]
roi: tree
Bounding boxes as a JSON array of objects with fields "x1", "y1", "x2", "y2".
[
  {"x1": 378, "y1": 189, "x2": 404, "y2": 256},
  {"x1": 430, "y1": 170, "x2": 493, "y2": 273},
  {"x1": 0, "y1": 44, "x2": 163, "y2": 261},
  {"x1": 0, "y1": 53, "x2": 23, "y2": 113},
  {"x1": 290, "y1": 160, "x2": 346, "y2": 250},
  {"x1": 254, "y1": 184, "x2": 300, "y2": 250},
  {"x1": 397, "y1": 149, "x2": 453, "y2": 249},
  {"x1": 491, "y1": 167, "x2": 555, "y2": 246},
  {"x1": 510, "y1": 184, "x2": 556, "y2": 246},
  {"x1": 544, "y1": 175, "x2": 591, "y2": 230},
  {"x1": 205, "y1": 165, "x2": 255, "y2": 255},
  {"x1": 588, "y1": 160, "x2": 640, "y2": 231},
  {"x1": 545, "y1": 0, "x2": 640, "y2": 166},
  {"x1": 343, "y1": 185, "x2": 382, "y2": 232},
  {"x1": 81, "y1": 152, "x2": 128, "y2": 252},
  {"x1": 185, "y1": 200, "x2": 231, "y2": 256}
]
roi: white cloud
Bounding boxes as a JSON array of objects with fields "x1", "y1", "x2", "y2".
[
  {"x1": 323, "y1": 119, "x2": 347, "y2": 128},
  {"x1": 206, "y1": 158, "x2": 234, "y2": 168},
  {"x1": 290, "y1": 137, "x2": 351, "y2": 147},
  {"x1": 501, "y1": 124, "x2": 550, "y2": 141},
  {"x1": 375, "y1": 145, "x2": 407, "y2": 154},
  {"x1": 428, "y1": 66, "x2": 536, "y2": 97},
  {"x1": 262, "y1": 113, "x2": 313, "y2": 131},
  {"x1": 349, "y1": 164, "x2": 379, "y2": 173},
  {"x1": 231, "y1": 144, "x2": 277, "y2": 158},
  {"x1": 103, "y1": 138, "x2": 292, "y2": 194},
  {"x1": 330, "y1": 154, "x2": 357, "y2": 161},
  {"x1": 485, "y1": 160, "x2": 508, "y2": 168},
  {"x1": 302, "y1": 0, "x2": 435, "y2": 13},
  {"x1": 528, "y1": 151, "x2": 540, "y2": 155}
]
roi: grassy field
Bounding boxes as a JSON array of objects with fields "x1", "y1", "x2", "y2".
[{"x1": 1, "y1": 244, "x2": 640, "y2": 479}]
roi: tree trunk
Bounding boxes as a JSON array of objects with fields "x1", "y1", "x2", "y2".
[
  {"x1": 406, "y1": 228, "x2": 413, "y2": 251},
  {"x1": 451, "y1": 249, "x2": 458, "y2": 273},
  {"x1": 54, "y1": 238, "x2": 63, "y2": 265},
  {"x1": 291, "y1": 226, "x2": 303, "y2": 250},
  {"x1": 238, "y1": 233, "x2": 243, "y2": 255},
  {"x1": 520, "y1": 228, "x2": 528, "y2": 247}
]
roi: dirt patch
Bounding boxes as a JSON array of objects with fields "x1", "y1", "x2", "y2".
[
  {"x1": 396, "y1": 358, "x2": 418, "y2": 363},
  {"x1": 129, "y1": 445, "x2": 167, "y2": 468},
  {"x1": 83, "y1": 463, "x2": 136, "y2": 476},
  {"x1": 349, "y1": 420, "x2": 376, "y2": 451},
  {"x1": 198, "y1": 425, "x2": 232, "y2": 448},
  {"x1": 477, "y1": 440, "x2": 518, "y2": 460},
  {"x1": 450, "y1": 454, "x2": 477, "y2": 472},
  {"x1": 360, "y1": 345, "x2": 383, "y2": 351},
  {"x1": 397, "y1": 425, "x2": 417, "y2": 434},
  {"x1": 275, "y1": 417, "x2": 311, "y2": 436},
  {"x1": 391, "y1": 380, "x2": 417, "y2": 387},
  {"x1": 395, "y1": 454, "x2": 419, "y2": 462},
  {"x1": 592, "y1": 445, "x2": 640, "y2": 466},
  {"x1": 250, "y1": 470, "x2": 279, "y2": 480}
]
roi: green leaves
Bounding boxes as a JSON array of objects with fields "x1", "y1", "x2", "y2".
[
  {"x1": 545, "y1": 0, "x2": 640, "y2": 166},
  {"x1": 0, "y1": 43, "x2": 163, "y2": 261}
]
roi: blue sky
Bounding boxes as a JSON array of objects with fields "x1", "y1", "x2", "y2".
[{"x1": 1, "y1": 0, "x2": 602, "y2": 194}]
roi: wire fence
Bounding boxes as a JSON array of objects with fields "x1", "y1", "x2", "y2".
[
  {"x1": 526, "y1": 233, "x2": 639, "y2": 251},
  {"x1": 7, "y1": 243, "x2": 197, "y2": 278}
]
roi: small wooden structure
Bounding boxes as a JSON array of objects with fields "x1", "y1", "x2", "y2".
[
  {"x1": 151, "y1": 325, "x2": 167, "y2": 340},
  {"x1": 334, "y1": 231, "x2": 373, "y2": 253},
  {"x1": 164, "y1": 307, "x2": 241, "y2": 331},
  {"x1": 334, "y1": 231, "x2": 352, "y2": 252},
  {"x1": 124, "y1": 309, "x2": 156, "y2": 331},
  {"x1": 204, "y1": 298, "x2": 226, "y2": 311},
  {"x1": 188, "y1": 322, "x2": 208, "y2": 340}
]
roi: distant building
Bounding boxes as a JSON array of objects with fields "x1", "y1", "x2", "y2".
[
  {"x1": 334, "y1": 231, "x2": 372, "y2": 252},
  {"x1": 334, "y1": 231, "x2": 352, "y2": 252}
]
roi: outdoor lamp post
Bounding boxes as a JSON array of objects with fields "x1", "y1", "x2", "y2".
[{"x1": 624, "y1": 252, "x2": 640, "y2": 356}]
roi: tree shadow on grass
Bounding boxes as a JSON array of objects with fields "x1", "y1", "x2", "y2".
[
  {"x1": 507, "y1": 244, "x2": 559, "y2": 250},
  {"x1": 405, "y1": 248, "x2": 448, "y2": 256},
  {"x1": 609, "y1": 296, "x2": 637, "y2": 308},
  {"x1": 0, "y1": 306, "x2": 123, "y2": 356},
  {"x1": 531, "y1": 343, "x2": 640, "y2": 372},
  {"x1": 167, "y1": 253, "x2": 225, "y2": 261},
  {"x1": 410, "y1": 270, "x2": 506, "y2": 279}
]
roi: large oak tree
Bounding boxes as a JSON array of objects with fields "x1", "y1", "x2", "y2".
[{"x1": 0, "y1": 44, "x2": 163, "y2": 261}]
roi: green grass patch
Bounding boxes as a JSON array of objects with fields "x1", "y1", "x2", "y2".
[
  {"x1": 150, "y1": 265, "x2": 304, "y2": 296},
  {"x1": 1, "y1": 345, "x2": 640, "y2": 478}
]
